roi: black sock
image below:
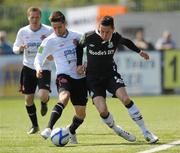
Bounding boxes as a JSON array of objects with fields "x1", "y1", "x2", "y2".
[
  {"x1": 47, "y1": 103, "x2": 64, "y2": 129},
  {"x1": 100, "y1": 112, "x2": 109, "y2": 119},
  {"x1": 26, "y1": 104, "x2": 38, "y2": 127},
  {"x1": 69, "y1": 116, "x2": 84, "y2": 134},
  {"x1": 125, "y1": 100, "x2": 134, "y2": 108}
]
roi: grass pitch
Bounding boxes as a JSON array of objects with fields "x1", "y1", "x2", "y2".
[{"x1": 0, "y1": 95, "x2": 180, "y2": 153}]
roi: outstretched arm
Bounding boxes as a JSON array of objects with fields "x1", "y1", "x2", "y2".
[
  {"x1": 34, "y1": 43, "x2": 52, "y2": 78},
  {"x1": 121, "y1": 37, "x2": 150, "y2": 60}
]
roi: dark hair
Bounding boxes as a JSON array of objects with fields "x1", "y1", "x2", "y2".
[
  {"x1": 49, "y1": 11, "x2": 65, "y2": 23},
  {"x1": 27, "y1": 7, "x2": 41, "y2": 17},
  {"x1": 100, "y1": 16, "x2": 114, "y2": 28}
]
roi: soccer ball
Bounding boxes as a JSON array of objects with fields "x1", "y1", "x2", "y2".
[{"x1": 50, "y1": 127, "x2": 70, "y2": 147}]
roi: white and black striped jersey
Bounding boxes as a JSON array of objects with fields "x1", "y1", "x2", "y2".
[
  {"x1": 34, "y1": 30, "x2": 85, "y2": 79},
  {"x1": 79, "y1": 30, "x2": 141, "y2": 77},
  {"x1": 13, "y1": 24, "x2": 53, "y2": 70}
]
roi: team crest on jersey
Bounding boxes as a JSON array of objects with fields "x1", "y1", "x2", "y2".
[
  {"x1": 108, "y1": 42, "x2": 113, "y2": 48},
  {"x1": 41, "y1": 35, "x2": 46, "y2": 40}
]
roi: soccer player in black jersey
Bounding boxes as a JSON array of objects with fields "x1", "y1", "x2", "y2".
[{"x1": 77, "y1": 16, "x2": 158, "y2": 143}]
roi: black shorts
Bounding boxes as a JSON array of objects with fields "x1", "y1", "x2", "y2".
[
  {"x1": 87, "y1": 71, "x2": 125, "y2": 99},
  {"x1": 19, "y1": 66, "x2": 51, "y2": 94},
  {"x1": 56, "y1": 74, "x2": 88, "y2": 106}
]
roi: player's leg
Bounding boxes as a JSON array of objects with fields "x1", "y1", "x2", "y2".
[
  {"x1": 38, "y1": 89, "x2": 49, "y2": 116},
  {"x1": 93, "y1": 95, "x2": 136, "y2": 142},
  {"x1": 25, "y1": 94, "x2": 39, "y2": 134},
  {"x1": 41, "y1": 74, "x2": 70, "y2": 139},
  {"x1": 116, "y1": 87, "x2": 158, "y2": 143},
  {"x1": 38, "y1": 70, "x2": 51, "y2": 116},
  {"x1": 67, "y1": 106, "x2": 86, "y2": 144},
  {"x1": 21, "y1": 66, "x2": 39, "y2": 134},
  {"x1": 41, "y1": 90, "x2": 69, "y2": 139},
  {"x1": 67, "y1": 77, "x2": 87, "y2": 144},
  {"x1": 88, "y1": 76, "x2": 136, "y2": 142},
  {"x1": 108, "y1": 71, "x2": 158, "y2": 143}
]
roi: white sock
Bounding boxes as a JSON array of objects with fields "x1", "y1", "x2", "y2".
[
  {"x1": 128, "y1": 103, "x2": 148, "y2": 134},
  {"x1": 101, "y1": 113, "x2": 116, "y2": 129}
]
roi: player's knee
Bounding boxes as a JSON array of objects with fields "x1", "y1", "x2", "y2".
[
  {"x1": 59, "y1": 91, "x2": 70, "y2": 105},
  {"x1": 40, "y1": 94, "x2": 49, "y2": 102},
  {"x1": 38, "y1": 90, "x2": 49, "y2": 102},
  {"x1": 75, "y1": 107, "x2": 86, "y2": 119},
  {"x1": 121, "y1": 96, "x2": 131, "y2": 105},
  {"x1": 25, "y1": 95, "x2": 34, "y2": 105},
  {"x1": 76, "y1": 112, "x2": 86, "y2": 120}
]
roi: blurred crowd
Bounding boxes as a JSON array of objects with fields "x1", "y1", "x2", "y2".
[
  {"x1": 0, "y1": 29, "x2": 178, "y2": 56},
  {"x1": 0, "y1": 31, "x2": 13, "y2": 55},
  {"x1": 119, "y1": 30, "x2": 177, "y2": 52}
]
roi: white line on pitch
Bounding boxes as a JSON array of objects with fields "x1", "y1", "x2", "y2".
[{"x1": 137, "y1": 140, "x2": 180, "y2": 153}]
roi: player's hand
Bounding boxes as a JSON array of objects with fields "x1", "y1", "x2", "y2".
[
  {"x1": 47, "y1": 55, "x2": 54, "y2": 61},
  {"x1": 139, "y1": 50, "x2": 150, "y2": 60},
  {"x1": 36, "y1": 70, "x2": 43, "y2": 78},
  {"x1": 19, "y1": 44, "x2": 27, "y2": 53},
  {"x1": 77, "y1": 65, "x2": 86, "y2": 75}
]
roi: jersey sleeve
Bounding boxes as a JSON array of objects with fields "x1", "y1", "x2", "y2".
[
  {"x1": 79, "y1": 34, "x2": 87, "y2": 47},
  {"x1": 13, "y1": 29, "x2": 24, "y2": 54},
  {"x1": 76, "y1": 33, "x2": 85, "y2": 66},
  {"x1": 34, "y1": 38, "x2": 53, "y2": 71},
  {"x1": 116, "y1": 33, "x2": 141, "y2": 53}
]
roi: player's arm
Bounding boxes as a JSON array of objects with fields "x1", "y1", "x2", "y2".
[
  {"x1": 34, "y1": 40, "x2": 52, "y2": 78},
  {"x1": 47, "y1": 55, "x2": 54, "y2": 61},
  {"x1": 13, "y1": 30, "x2": 27, "y2": 54},
  {"x1": 120, "y1": 36, "x2": 150, "y2": 60},
  {"x1": 77, "y1": 34, "x2": 86, "y2": 75}
]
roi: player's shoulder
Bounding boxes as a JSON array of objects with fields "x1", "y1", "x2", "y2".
[
  {"x1": 84, "y1": 30, "x2": 96, "y2": 38},
  {"x1": 42, "y1": 33, "x2": 56, "y2": 44},
  {"x1": 113, "y1": 31, "x2": 122, "y2": 37},
  {"x1": 18, "y1": 25, "x2": 30, "y2": 33},
  {"x1": 68, "y1": 29, "x2": 83, "y2": 38},
  {"x1": 112, "y1": 31, "x2": 122, "y2": 40},
  {"x1": 41, "y1": 24, "x2": 52, "y2": 30}
]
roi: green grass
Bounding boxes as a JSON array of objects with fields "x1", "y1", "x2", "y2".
[{"x1": 0, "y1": 95, "x2": 180, "y2": 153}]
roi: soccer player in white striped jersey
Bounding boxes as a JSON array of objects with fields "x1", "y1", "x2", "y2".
[
  {"x1": 13, "y1": 7, "x2": 53, "y2": 134},
  {"x1": 34, "y1": 11, "x2": 88, "y2": 144}
]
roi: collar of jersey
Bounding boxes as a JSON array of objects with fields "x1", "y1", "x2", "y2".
[
  {"x1": 58, "y1": 30, "x2": 69, "y2": 38},
  {"x1": 95, "y1": 29, "x2": 113, "y2": 44},
  {"x1": 29, "y1": 24, "x2": 42, "y2": 32}
]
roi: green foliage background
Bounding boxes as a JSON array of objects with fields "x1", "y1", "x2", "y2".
[{"x1": 0, "y1": 0, "x2": 180, "y2": 42}]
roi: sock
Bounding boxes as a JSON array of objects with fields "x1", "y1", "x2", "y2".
[
  {"x1": 69, "y1": 116, "x2": 84, "y2": 134},
  {"x1": 126, "y1": 101, "x2": 148, "y2": 134},
  {"x1": 26, "y1": 104, "x2": 38, "y2": 127},
  {"x1": 47, "y1": 103, "x2": 64, "y2": 129},
  {"x1": 101, "y1": 112, "x2": 115, "y2": 128}
]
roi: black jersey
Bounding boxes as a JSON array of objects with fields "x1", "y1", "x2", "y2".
[{"x1": 80, "y1": 30, "x2": 141, "y2": 77}]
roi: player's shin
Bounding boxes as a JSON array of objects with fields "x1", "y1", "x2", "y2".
[
  {"x1": 26, "y1": 103, "x2": 38, "y2": 127},
  {"x1": 126, "y1": 101, "x2": 148, "y2": 134},
  {"x1": 47, "y1": 102, "x2": 64, "y2": 129},
  {"x1": 101, "y1": 112, "x2": 115, "y2": 128}
]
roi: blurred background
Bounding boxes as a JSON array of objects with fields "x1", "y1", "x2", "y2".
[{"x1": 0, "y1": 0, "x2": 180, "y2": 97}]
